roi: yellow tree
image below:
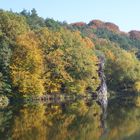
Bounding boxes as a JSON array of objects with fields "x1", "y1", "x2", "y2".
[
  {"x1": 36, "y1": 28, "x2": 71, "y2": 93},
  {"x1": 10, "y1": 32, "x2": 44, "y2": 96}
]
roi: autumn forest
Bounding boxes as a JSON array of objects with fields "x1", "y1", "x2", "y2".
[
  {"x1": 1, "y1": 7, "x2": 140, "y2": 140},
  {"x1": 0, "y1": 9, "x2": 140, "y2": 103}
]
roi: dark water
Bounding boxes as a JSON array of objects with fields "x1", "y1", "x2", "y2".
[{"x1": 0, "y1": 98, "x2": 140, "y2": 140}]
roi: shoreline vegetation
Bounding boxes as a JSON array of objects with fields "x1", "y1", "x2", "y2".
[{"x1": 0, "y1": 9, "x2": 140, "y2": 106}]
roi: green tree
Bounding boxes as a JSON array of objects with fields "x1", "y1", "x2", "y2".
[
  {"x1": 0, "y1": 10, "x2": 29, "y2": 40},
  {"x1": 21, "y1": 8, "x2": 45, "y2": 30}
]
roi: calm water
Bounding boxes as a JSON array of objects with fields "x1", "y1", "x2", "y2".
[{"x1": 0, "y1": 98, "x2": 140, "y2": 140}]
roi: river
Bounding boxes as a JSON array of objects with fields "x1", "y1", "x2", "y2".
[{"x1": 0, "y1": 96, "x2": 140, "y2": 140}]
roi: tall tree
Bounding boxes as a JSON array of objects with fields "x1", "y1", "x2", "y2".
[{"x1": 10, "y1": 32, "x2": 45, "y2": 96}]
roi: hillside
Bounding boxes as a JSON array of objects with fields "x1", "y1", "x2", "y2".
[
  {"x1": 70, "y1": 20, "x2": 140, "y2": 51},
  {"x1": 68, "y1": 20, "x2": 140, "y2": 94},
  {"x1": 0, "y1": 9, "x2": 140, "y2": 101}
]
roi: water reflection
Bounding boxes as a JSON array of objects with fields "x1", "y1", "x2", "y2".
[
  {"x1": 0, "y1": 97, "x2": 140, "y2": 140},
  {"x1": 106, "y1": 97, "x2": 140, "y2": 140}
]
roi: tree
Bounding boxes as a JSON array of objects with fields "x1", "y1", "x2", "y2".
[
  {"x1": 45, "y1": 18, "x2": 62, "y2": 30},
  {"x1": 21, "y1": 8, "x2": 46, "y2": 30},
  {"x1": 60, "y1": 29, "x2": 100, "y2": 94},
  {"x1": 0, "y1": 10, "x2": 29, "y2": 40},
  {"x1": 10, "y1": 32, "x2": 44, "y2": 96},
  {"x1": 36, "y1": 28, "x2": 66, "y2": 93},
  {"x1": 0, "y1": 36, "x2": 12, "y2": 94},
  {"x1": 95, "y1": 39, "x2": 140, "y2": 92}
]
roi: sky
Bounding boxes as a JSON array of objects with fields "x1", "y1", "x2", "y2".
[{"x1": 0, "y1": 0, "x2": 140, "y2": 32}]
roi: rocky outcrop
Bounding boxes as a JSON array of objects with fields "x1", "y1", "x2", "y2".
[
  {"x1": 96, "y1": 56, "x2": 108, "y2": 107},
  {"x1": 96, "y1": 56, "x2": 108, "y2": 135}
]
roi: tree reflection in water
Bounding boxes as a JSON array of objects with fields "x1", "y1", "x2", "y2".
[{"x1": 0, "y1": 97, "x2": 140, "y2": 140}]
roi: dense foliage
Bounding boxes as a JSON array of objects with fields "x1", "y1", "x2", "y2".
[
  {"x1": 0, "y1": 9, "x2": 100, "y2": 98},
  {"x1": 0, "y1": 9, "x2": 140, "y2": 98},
  {"x1": 68, "y1": 20, "x2": 140, "y2": 95}
]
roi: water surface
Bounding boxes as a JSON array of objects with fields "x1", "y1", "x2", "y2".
[{"x1": 0, "y1": 98, "x2": 140, "y2": 140}]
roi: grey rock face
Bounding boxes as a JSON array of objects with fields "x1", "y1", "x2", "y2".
[{"x1": 97, "y1": 56, "x2": 108, "y2": 107}]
